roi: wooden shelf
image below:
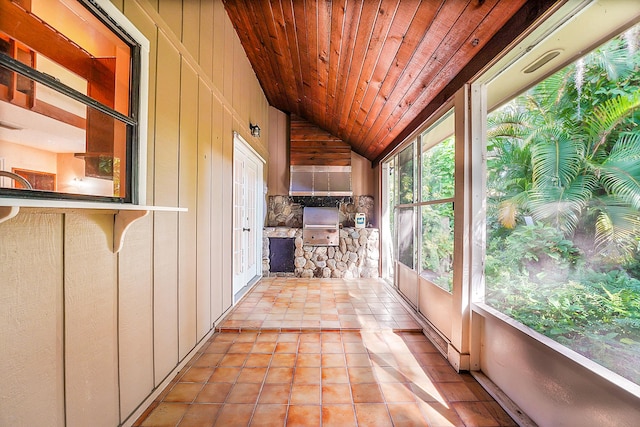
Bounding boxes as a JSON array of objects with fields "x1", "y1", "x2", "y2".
[{"x1": 0, "y1": 198, "x2": 186, "y2": 253}]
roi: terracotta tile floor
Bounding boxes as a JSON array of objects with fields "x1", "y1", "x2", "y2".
[
  {"x1": 135, "y1": 278, "x2": 516, "y2": 426},
  {"x1": 219, "y1": 278, "x2": 421, "y2": 332}
]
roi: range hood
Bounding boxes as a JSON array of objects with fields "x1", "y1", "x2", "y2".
[{"x1": 289, "y1": 165, "x2": 352, "y2": 196}]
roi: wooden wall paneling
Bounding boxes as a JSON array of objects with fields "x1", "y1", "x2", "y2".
[
  {"x1": 152, "y1": 32, "x2": 180, "y2": 384},
  {"x1": 158, "y1": 0, "x2": 182, "y2": 43},
  {"x1": 109, "y1": 0, "x2": 123, "y2": 12},
  {"x1": 326, "y1": 0, "x2": 361, "y2": 131},
  {"x1": 325, "y1": 0, "x2": 347, "y2": 131},
  {"x1": 351, "y1": 151, "x2": 374, "y2": 196},
  {"x1": 123, "y1": 1, "x2": 159, "y2": 206},
  {"x1": 267, "y1": 106, "x2": 288, "y2": 195},
  {"x1": 210, "y1": 97, "x2": 225, "y2": 322},
  {"x1": 64, "y1": 213, "x2": 118, "y2": 427},
  {"x1": 342, "y1": 0, "x2": 400, "y2": 139},
  {"x1": 117, "y1": 214, "x2": 154, "y2": 423},
  {"x1": 364, "y1": 1, "x2": 504, "y2": 151},
  {"x1": 152, "y1": 210, "x2": 179, "y2": 384},
  {"x1": 221, "y1": 107, "x2": 233, "y2": 309},
  {"x1": 178, "y1": 59, "x2": 199, "y2": 360},
  {"x1": 316, "y1": 0, "x2": 331, "y2": 129},
  {"x1": 199, "y1": 0, "x2": 214, "y2": 81},
  {"x1": 240, "y1": 0, "x2": 288, "y2": 110},
  {"x1": 232, "y1": 36, "x2": 244, "y2": 120},
  {"x1": 305, "y1": 0, "x2": 320, "y2": 120},
  {"x1": 0, "y1": 213, "x2": 64, "y2": 427},
  {"x1": 290, "y1": 116, "x2": 351, "y2": 166},
  {"x1": 351, "y1": 1, "x2": 443, "y2": 154},
  {"x1": 152, "y1": 34, "x2": 180, "y2": 205},
  {"x1": 289, "y1": 0, "x2": 313, "y2": 117},
  {"x1": 347, "y1": 1, "x2": 417, "y2": 145},
  {"x1": 335, "y1": 0, "x2": 378, "y2": 132},
  {"x1": 380, "y1": 1, "x2": 524, "y2": 153},
  {"x1": 212, "y1": 0, "x2": 226, "y2": 91},
  {"x1": 181, "y1": 0, "x2": 200, "y2": 61},
  {"x1": 197, "y1": 79, "x2": 213, "y2": 338},
  {"x1": 223, "y1": 13, "x2": 235, "y2": 105}
]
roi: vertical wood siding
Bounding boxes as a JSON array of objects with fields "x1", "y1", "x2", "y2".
[{"x1": 0, "y1": 0, "x2": 270, "y2": 425}]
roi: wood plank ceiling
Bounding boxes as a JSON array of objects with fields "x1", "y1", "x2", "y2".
[{"x1": 223, "y1": 0, "x2": 557, "y2": 163}]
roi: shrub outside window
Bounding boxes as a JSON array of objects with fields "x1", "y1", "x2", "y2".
[
  {"x1": 484, "y1": 23, "x2": 640, "y2": 385},
  {"x1": 0, "y1": 0, "x2": 141, "y2": 202}
]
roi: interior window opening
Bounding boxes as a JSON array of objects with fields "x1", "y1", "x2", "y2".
[
  {"x1": 0, "y1": 0, "x2": 139, "y2": 201},
  {"x1": 483, "y1": 21, "x2": 640, "y2": 386}
]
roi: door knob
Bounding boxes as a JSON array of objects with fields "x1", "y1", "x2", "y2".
[{"x1": 243, "y1": 227, "x2": 251, "y2": 232}]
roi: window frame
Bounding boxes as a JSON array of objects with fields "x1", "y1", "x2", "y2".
[
  {"x1": 468, "y1": 2, "x2": 640, "y2": 397},
  {"x1": 0, "y1": 0, "x2": 148, "y2": 204}
]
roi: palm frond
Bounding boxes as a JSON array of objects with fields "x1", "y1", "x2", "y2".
[
  {"x1": 585, "y1": 91, "x2": 640, "y2": 156},
  {"x1": 531, "y1": 128, "x2": 582, "y2": 188},
  {"x1": 527, "y1": 175, "x2": 597, "y2": 234},
  {"x1": 585, "y1": 39, "x2": 634, "y2": 81},
  {"x1": 593, "y1": 198, "x2": 640, "y2": 260},
  {"x1": 599, "y1": 157, "x2": 640, "y2": 209},
  {"x1": 608, "y1": 133, "x2": 640, "y2": 162}
]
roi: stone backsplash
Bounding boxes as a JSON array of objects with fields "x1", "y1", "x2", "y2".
[
  {"x1": 266, "y1": 195, "x2": 375, "y2": 228},
  {"x1": 263, "y1": 227, "x2": 379, "y2": 279}
]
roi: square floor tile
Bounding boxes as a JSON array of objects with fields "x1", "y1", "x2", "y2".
[
  {"x1": 351, "y1": 383, "x2": 384, "y2": 403},
  {"x1": 178, "y1": 403, "x2": 221, "y2": 427},
  {"x1": 180, "y1": 367, "x2": 214, "y2": 383},
  {"x1": 294, "y1": 367, "x2": 321, "y2": 384},
  {"x1": 258, "y1": 384, "x2": 291, "y2": 404},
  {"x1": 265, "y1": 367, "x2": 294, "y2": 384},
  {"x1": 195, "y1": 383, "x2": 232, "y2": 404},
  {"x1": 250, "y1": 404, "x2": 288, "y2": 427},
  {"x1": 322, "y1": 383, "x2": 352, "y2": 404},
  {"x1": 322, "y1": 367, "x2": 349, "y2": 384},
  {"x1": 164, "y1": 383, "x2": 203, "y2": 403},
  {"x1": 212, "y1": 403, "x2": 253, "y2": 426},
  {"x1": 322, "y1": 404, "x2": 357, "y2": 427},
  {"x1": 236, "y1": 367, "x2": 267, "y2": 383},
  {"x1": 354, "y1": 403, "x2": 393, "y2": 427},
  {"x1": 286, "y1": 405, "x2": 321, "y2": 427},
  {"x1": 290, "y1": 384, "x2": 321, "y2": 405},
  {"x1": 226, "y1": 383, "x2": 261, "y2": 404},
  {"x1": 139, "y1": 403, "x2": 189, "y2": 427}
]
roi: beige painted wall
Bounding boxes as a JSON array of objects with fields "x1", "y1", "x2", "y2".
[
  {"x1": 0, "y1": 0, "x2": 269, "y2": 426},
  {"x1": 0, "y1": 139, "x2": 57, "y2": 177},
  {"x1": 267, "y1": 106, "x2": 289, "y2": 195}
]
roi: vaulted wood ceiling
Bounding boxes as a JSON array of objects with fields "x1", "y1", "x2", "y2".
[{"x1": 223, "y1": 0, "x2": 557, "y2": 163}]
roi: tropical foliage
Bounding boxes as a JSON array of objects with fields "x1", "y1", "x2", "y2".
[{"x1": 485, "y1": 25, "x2": 640, "y2": 384}]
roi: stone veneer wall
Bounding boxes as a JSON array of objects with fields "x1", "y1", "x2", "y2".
[
  {"x1": 266, "y1": 195, "x2": 375, "y2": 228},
  {"x1": 263, "y1": 227, "x2": 379, "y2": 278}
]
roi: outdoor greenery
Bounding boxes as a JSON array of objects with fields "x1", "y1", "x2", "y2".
[
  {"x1": 485, "y1": 25, "x2": 640, "y2": 384},
  {"x1": 420, "y1": 137, "x2": 455, "y2": 291}
]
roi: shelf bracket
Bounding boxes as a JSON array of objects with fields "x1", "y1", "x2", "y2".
[
  {"x1": 113, "y1": 209, "x2": 149, "y2": 253},
  {"x1": 0, "y1": 206, "x2": 20, "y2": 225}
]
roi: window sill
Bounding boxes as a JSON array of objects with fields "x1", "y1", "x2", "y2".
[
  {"x1": 471, "y1": 301, "x2": 640, "y2": 399},
  {"x1": 0, "y1": 198, "x2": 186, "y2": 253}
]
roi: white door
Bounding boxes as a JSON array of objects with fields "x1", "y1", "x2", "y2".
[{"x1": 233, "y1": 133, "x2": 263, "y2": 300}]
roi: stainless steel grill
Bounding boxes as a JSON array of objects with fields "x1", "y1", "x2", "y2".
[{"x1": 302, "y1": 207, "x2": 339, "y2": 246}]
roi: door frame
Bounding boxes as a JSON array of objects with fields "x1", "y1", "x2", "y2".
[{"x1": 232, "y1": 131, "x2": 265, "y2": 302}]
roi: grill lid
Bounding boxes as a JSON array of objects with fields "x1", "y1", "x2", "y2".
[
  {"x1": 302, "y1": 207, "x2": 340, "y2": 246},
  {"x1": 303, "y1": 207, "x2": 339, "y2": 227}
]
